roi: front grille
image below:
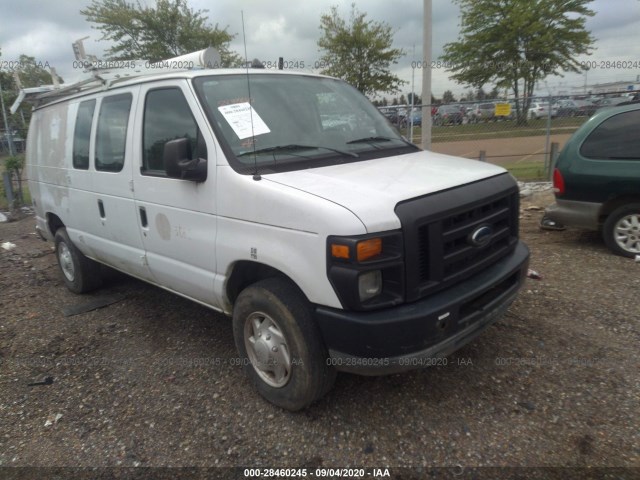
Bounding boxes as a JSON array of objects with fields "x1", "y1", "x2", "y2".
[{"x1": 395, "y1": 174, "x2": 519, "y2": 302}]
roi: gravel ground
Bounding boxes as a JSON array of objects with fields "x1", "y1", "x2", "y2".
[{"x1": 0, "y1": 190, "x2": 639, "y2": 478}]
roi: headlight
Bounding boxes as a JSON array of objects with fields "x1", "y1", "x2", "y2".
[
  {"x1": 358, "y1": 270, "x2": 382, "y2": 301},
  {"x1": 327, "y1": 231, "x2": 404, "y2": 311}
]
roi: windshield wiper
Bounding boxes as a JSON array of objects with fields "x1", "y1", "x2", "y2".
[
  {"x1": 346, "y1": 136, "x2": 414, "y2": 149},
  {"x1": 346, "y1": 136, "x2": 395, "y2": 144},
  {"x1": 237, "y1": 144, "x2": 358, "y2": 158}
]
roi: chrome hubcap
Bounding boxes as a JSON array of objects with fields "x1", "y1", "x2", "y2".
[
  {"x1": 244, "y1": 312, "x2": 291, "y2": 388},
  {"x1": 58, "y1": 242, "x2": 75, "y2": 281},
  {"x1": 614, "y1": 213, "x2": 640, "y2": 254}
]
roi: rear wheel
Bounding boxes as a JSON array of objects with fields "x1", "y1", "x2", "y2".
[
  {"x1": 232, "y1": 278, "x2": 336, "y2": 411},
  {"x1": 603, "y1": 204, "x2": 640, "y2": 257},
  {"x1": 54, "y1": 228, "x2": 102, "y2": 293}
]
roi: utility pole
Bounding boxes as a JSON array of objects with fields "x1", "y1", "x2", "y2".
[
  {"x1": 409, "y1": 44, "x2": 415, "y2": 143},
  {"x1": 0, "y1": 81, "x2": 17, "y2": 157},
  {"x1": 421, "y1": 0, "x2": 432, "y2": 150}
]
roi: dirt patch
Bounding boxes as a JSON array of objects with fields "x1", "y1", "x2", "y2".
[{"x1": 0, "y1": 191, "x2": 638, "y2": 471}]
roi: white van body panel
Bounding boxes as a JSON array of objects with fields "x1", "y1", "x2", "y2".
[
  {"x1": 215, "y1": 166, "x2": 365, "y2": 310},
  {"x1": 130, "y1": 79, "x2": 219, "y2": 306},
  {"x1": 263, "y1": 151, "x2": 507, "y2": 233},
  {"x1": 26, "y1": 68, "x2": 515, "y2": 316},
  {"x1": 72, "y1": 87, "x2": 156, "y2": 282},
  {"x1": 26, "y1": 96, "x2": 151, "y2": 285}
]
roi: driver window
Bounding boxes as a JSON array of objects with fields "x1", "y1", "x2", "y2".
[{"x1": 142, "y1": 88, "x2": 206, "y2": 176}]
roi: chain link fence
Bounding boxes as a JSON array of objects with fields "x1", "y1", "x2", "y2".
[
  {"x1": 0, "y1": 127, "x2": 28, "y2": 210},
  {"x1": 379, "y1": 90, "x2": 640, "y2": 181}
]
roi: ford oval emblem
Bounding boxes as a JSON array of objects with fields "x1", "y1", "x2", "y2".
[{"x1": 469, "y1": 225, "x2": 493, "y2": 247}]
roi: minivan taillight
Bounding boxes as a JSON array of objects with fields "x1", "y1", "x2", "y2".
[{"x1": 553, "y1": 168, "x2": 565, "y2": 195}]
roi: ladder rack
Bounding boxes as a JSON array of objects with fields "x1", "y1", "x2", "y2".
[{"x1": 10, "y1": 44, "x2": 221, "y2": 113}]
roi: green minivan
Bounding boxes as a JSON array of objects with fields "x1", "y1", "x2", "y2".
[{"x1": 544, "y1": 103, "x2": 640, "y2": 257}]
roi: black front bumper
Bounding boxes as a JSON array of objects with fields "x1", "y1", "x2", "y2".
[{"x1": 314, "y1": 241, "x2": 530, "y2": 375}]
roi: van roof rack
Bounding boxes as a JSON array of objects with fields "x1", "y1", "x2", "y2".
[{"x1": 10, "y1": 39, "x2": 221, "y2": 114}]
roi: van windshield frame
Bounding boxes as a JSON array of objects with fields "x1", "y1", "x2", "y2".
[{"x1": 192, "y1": 74, "x2": 418, "y2": 174}]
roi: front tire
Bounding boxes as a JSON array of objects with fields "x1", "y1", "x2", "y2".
[
  {"x1": 603, "y1": 204, "x2": 640, "y2": 258},
  {"x1": 54, "y1": 228, "x2": 102, "y2": 293},
  {"x1": 232, "y1": 278, "x2": 336, "y2": 411}
]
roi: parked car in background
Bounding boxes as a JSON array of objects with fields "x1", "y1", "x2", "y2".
[
  {"x1": 544, "y1": 103, "x2": 640, "y2": 257},
  {"x1": 554, "y1": 99, "x2": 582, "y2": 117},
  {"x1": 527, "y1": 102, "x2": 557, "y2": 119},
  {"x1": 595, "y1": 96, "x2": 629, "y2": 112},
  {"x1": 572, "y1": 99, "x2": 600, "y2": 117},
  {"x1": 408, "y1": 110, "x2": 422, "y2": 126},
  {"x1": 381, "y1": 108, "x2": 404, "y2": 127},
  {"x1": 467, "y1": 103, "x2": 496, "y2": 123},
  {"x1": 453, "y1": 104, "x2": 469, "y2": 116},
  {"x1": 433, "y1": 105, "x2": 463, "y2": 126}
]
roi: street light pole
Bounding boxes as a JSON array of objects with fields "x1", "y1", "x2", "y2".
[{"x1": 421, "y1": 0, "x2": 432, "y2": 151}]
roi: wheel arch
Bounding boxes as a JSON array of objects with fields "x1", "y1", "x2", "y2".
[
  {"x1": 46, "y1": 213, "x2": 65, "y2": 237},
  {"x1": 225, "y1": 261, "x2": 304, "y2": 308},
  {"x1": 598, "y1": 195, "x2": 640, "y2": 225}
]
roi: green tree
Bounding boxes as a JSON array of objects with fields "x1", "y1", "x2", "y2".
[
  {"x1": 13, "y1": 55, "x2": 55, "y2": 88},
  {"x1": 441, "y1": 0, "x2": 595, "y2": 123},
  {"x1": 81, "y1": 0, "x2": 241, "y2": 66},
  {"x1": 464, "y1": 88, "x2": 475, "y2": 102},
  {"x1": 488, "y1": 85, "x2": 501, "y2": 99},
  {"x1": 407, "y1": 93, "x2": 421, "y2": 105},
  {"x1": 0, "y1": 51, "x2": 54, "y2": 131},
  {"x1": 317, "y1": 4, "x2": 406, "y2": 96},
  {"x1": 442, "y1": 90, "x2": 457, "y2": 104},
  {"x1": 4, "y1": 155, "x2": 25, "y2": 206}
]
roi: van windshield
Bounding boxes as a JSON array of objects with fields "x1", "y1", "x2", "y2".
[{"x1": 193, "y1": 74, "x2": 417, "y2": 173}]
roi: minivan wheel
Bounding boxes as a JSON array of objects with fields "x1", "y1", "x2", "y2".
[
  {"x1": 603, "y1": 204, "x2": 640, "y2": 257},
  {"x1": 54, "y1": 228, "x2": 102, "y2": 293},
  {"x1": 232, "y1": 278, "x2": 336, "y2": 411}
]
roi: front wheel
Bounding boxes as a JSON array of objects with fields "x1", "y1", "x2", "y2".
[
  {"x1": 54, "y1": 228, "x2": 102, "y2": 293},
  {"x1": 232, "y1": 278, "x2": 336, "y2": 411},
  {"x1": 603, "y1": 204, "x2": 640, "y2": 257}
]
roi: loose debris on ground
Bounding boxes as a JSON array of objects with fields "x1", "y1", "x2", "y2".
[{"x1": 1, "y1": 188, "x2": 638, "y2": 471}]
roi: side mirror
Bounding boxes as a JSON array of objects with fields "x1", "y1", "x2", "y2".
[{"x1": 163, "y1": 138, "x2": 207, "y2": 182}]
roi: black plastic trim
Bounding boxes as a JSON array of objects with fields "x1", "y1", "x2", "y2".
[
  {"x1": 395, "y1": 173, "x2": 520, "y2": 302},
  {"x1": 315, "y1": 240, "x2": 529, "y2": 366},
  {"x1": 326, "y1": 230, "x2": 404, "y2": 311}
]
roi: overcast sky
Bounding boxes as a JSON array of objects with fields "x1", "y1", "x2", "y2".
[{"x1": 1, "y1": 0, "x2": 639, "y2": 99}]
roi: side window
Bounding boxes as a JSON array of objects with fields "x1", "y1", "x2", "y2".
[
  {"x1": 142, "y1": 88, "x2": 206, "y2": 175},
  {"x1": 72, "y1": 99, "x2": 95, "y2": 169},
  {"x1": 95, "y1": 93, "x2": 132, "y2": 172},
  {"x1": 580, "y1": 109, "x2": 640, "y2": 160}
]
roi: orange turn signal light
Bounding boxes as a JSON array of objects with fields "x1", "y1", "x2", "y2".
[
  {"x1": 357, "y1": 238, "x2": 382, "y2": 262},
  {"x1": 331, "y1": 244, "x2": 350, "y2": 259}
]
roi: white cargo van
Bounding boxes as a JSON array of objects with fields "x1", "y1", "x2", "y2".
[{"x1": 23, "y1": 58, "x2": 529, "y2": 410}]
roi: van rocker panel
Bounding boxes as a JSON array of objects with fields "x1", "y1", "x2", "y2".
[{"x1": 314, "y1": 241, "x2": 529, "y2": 374}]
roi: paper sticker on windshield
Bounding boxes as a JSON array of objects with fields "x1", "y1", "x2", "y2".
[{"x1": 218, "y1": 102, "x2": 270, "y2": 139}]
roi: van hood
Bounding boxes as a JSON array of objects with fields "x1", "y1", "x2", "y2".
[{"x1": 263, "y1": 150, "x2": 508, "y2": 232}]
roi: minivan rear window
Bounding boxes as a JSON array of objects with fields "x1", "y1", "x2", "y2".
[{"x1": 580, "y1": 109, "x2": 640, "y2": 160}]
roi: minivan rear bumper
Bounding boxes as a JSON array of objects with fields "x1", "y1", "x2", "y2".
[
  {"x1": 545, "y1": 199, "x2": 602, "y2": 230},
  {"x1": 314, "y1": 241, "x2": 530, "y2": 375}
]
